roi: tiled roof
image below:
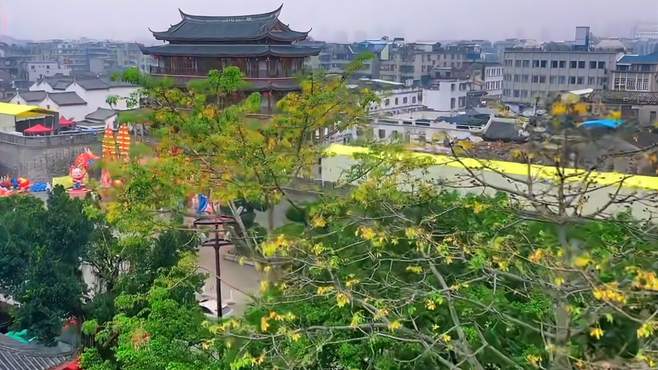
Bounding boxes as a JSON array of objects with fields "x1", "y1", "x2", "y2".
[
  {"x1": 150, "y1": 6, "x2": 309, "y2": 43},
  {"x1": 75, "y1": 79, "x2": 110, "y2": 90},
  {"x1": 618, "y1": 51, "x2": 658, "y2": 64},
  {"x1": 47, "y1": 92, "x2": 86, "y2": 106},
  {"x1": 483, "y1": 120, "x2": 527, "y2": 142},
  {"x1": 85, "y1": 107, "x2": 116, "y2": 121},
  {"x1": 18, "y1": 91, "x2": 47, "y2": 102},
  {"x1": 0, "y1": 335, "x2": 74, "y2": 370}
]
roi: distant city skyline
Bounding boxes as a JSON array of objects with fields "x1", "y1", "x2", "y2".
[{"x1": 0, "y1": 0, "x2": 656, "y2": 43}]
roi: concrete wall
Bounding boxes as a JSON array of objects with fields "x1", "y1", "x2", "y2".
[
  {"x1": 0, "y1": 132, "x2": 102, "y2": 182},
  {"x1": 320, "y1": 150, "x2": 658, "y2": 222}
]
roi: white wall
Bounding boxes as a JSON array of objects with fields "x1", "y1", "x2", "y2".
[
  {"x1": 34, "y1": 97, "x2": 89, "y2": 121},
  {"x1": 29, "y1": 81, "x2": 54, "y2": 92},
  {"x1": 26, "y1": 62, "x2": 71, "y2": 82},
  {"x1": 423, "y1": 80, "x2": 470, "y2": 112},
  {"x1": 370, "y1": 89, "x2": 424, "y2": 114},
  {"x1": 66, "y1": 83, "x2": 139, "y2": 114},
  {"x1": 9, "y1": 95, "x2": 28, "y2": 105}
]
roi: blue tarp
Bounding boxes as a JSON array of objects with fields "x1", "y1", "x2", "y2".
[{"x1": 580, "y1": 119, "x2": 624, "y2": 129}]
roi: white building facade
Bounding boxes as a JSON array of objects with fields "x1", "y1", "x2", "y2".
[
  {"x1": 369, "y1": 88, "x2": 424, "y2": 115},
  {"x1": 423, "y1": 79, "x2": 471, "y2": 112},
  {"x1": 26, "y1": 61, "x2": 71, "y2": 82}
]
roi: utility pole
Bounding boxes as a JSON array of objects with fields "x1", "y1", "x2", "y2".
[{"x1": 193, "y1": 215, "x2": 236, "y2": 319}]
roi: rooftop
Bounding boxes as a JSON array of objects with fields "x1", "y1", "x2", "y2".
[
  {"x1": 85, "y1": 107, "x2": 116, "y2": 121},
  {"x1": 149, "y1": 5, "x2": 310, "y2": 43},
  {"x1": 47, "y1": 92, "x2": 86, "y2": 106},
  {"x1": 0, "y1": 334, "x2": 75, "y2": 370},
  {"x1": 617, "y1": 51, "x2": 658, "y2": 65}
]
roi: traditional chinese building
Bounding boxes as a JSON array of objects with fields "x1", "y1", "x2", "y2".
[{"x1": 141, "y1": 5, "x2": 319, "y2": 111}]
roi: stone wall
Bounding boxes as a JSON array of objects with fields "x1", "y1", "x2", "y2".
[{"x1": 0, "y1": 132, "x2": 102, "y2": 182}]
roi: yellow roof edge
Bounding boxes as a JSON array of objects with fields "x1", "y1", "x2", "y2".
[
  {"x1": 325, "y1": 143, "x2": 658, "y2": 191},
  {"x1": 0, "y1": 102, "x2": 56, "y2": 116}
]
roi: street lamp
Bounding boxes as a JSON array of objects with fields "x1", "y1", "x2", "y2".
[{"x1": 193, "y1": 215, "x2": 236, "y2": 319}]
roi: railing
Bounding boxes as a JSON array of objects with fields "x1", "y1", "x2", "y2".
[{"x1": 149, "y1": 66, "x2": 301, "y2": 81}]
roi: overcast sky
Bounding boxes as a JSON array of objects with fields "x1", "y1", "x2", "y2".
[{"x1": 1, "y1": 0, "x2": 656, "y2": 43}]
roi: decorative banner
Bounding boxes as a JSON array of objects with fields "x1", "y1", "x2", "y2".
[{"x1": 117, "y1": 124, "x2": 131, "y2": 160}]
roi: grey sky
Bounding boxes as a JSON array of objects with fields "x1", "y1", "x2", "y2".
[{"x1": 1, "y1": 0, "x2": 656, "y2": 43}]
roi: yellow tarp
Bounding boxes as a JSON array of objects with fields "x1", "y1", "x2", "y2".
[
  {"x1": 0, "y1": 102, "x2": 54, "y2": 117},
  {"x1": 325, "y1": 144, "x2": 658, "y2": 191},
  {"x1": 52, "y1": 176, "x2": 73, "y2": 189}
]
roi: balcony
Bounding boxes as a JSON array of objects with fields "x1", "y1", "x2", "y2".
[{"x1": 148, "y1": 66, "x2": 300, "y2": 91}]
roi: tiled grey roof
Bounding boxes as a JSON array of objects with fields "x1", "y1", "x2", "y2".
[
  {"x1": 0, "y1": 335, "x2": 74, "y2": 370},
  {"x1": 18, "y1": 91, "x2": 47, "y2": 102},
  {"x1": 47, "y1": 92, "x2": 86, "y2": 106},
  {"x1": 75, "y1": 79, "x2": 110, "y2": 90},
  {"x1": 52, "y1": 80, "x2": 73, "y2": 90},
  {"x1": 483, "y1": 120, "x2": 527, "y2": 142},
  {"x1": 150, "y1": 6, "x2": 308, "y2": 43},
  {"x1": 85, "y1": 107, "x2": 116, "y2": 121}
]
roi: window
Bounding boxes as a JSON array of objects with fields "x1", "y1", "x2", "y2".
[
  {"x1": 626, "y1": 78, "x2": 636, "y2": 90},
  {"x1": 570, "y1": 76, "x2": 577, "y2": 84},
  {"x1": 412, "y1": 96, "x2": 416, "y2": 104},
  {"x1": 395, "y1": 97, "x2": 399, "y2": 105},
  {"x1": 458, "y1": 97, "x2": 465, "y2": 107},
  {"x1": 403, "y1": 97, "x2": 408, "y2": 104},
  {"x1": 522, "y1": 60, "x2": 530, "y2": 68},
  {"x1": 539, "y1": 75, "x2": 546, "y2": 83},
  {"x1": 650, "y1": 111, "x2": 657, "y2": 123},
  {"x1": 577, "y1": 77, "x2": 584, "y2": 84},
  {"x1": 551, "y1": 60, "x2": 559, "y2": 68},
  {"x1": 520, "y1": 90, "x2": 528, "y2": 98},
  {"x1": 515, "y1": 60, "x2": 522, "y2": 67},
  {"x1": 540, "y1": 60, "x2": 547, "y2": 68},
  {"x1": 503, "y1": 89, "x2": 511, "y2": 96},
  {"x1": 450, "y1": 98, "x2": 456, "y2": 109},
  {"x1": 451, "y1": 83, "x2": 456, "y2": 91},
  {"x1": 598, "y1": 61, "x2": 606, "y2": 69},
  {"x1": 513, "y1": 90, "x2": 520, "y2": 98},
  {"x1": 532, "y1": 75, "x2": 539, "y2": 83},
  {"x1": 522, "y1": 74, "x2": 529, "y2": 82},
  {"x1": 532, "y1": 60, "x2": 540, "y2": 68},
  {"x1": 570, "y1": 61, "x2": 578, "y2": 68},
  {"x1": 384, "y1": 99, "x2": 390, "y2": 106},
  {"x1": 588, "y1": 77, "x2": 595, "y2": 85},
  {"x1": 378, "y1": 129, "x2": 386, "y2": 139},
  {"x1": 578, "y1": 61, "x2": 586, "y2": 69},
  {"x1": 590, "y1": 61, "x2": 597, "y2": 69},
  {"x1": 640, "y1": 78, "x2": 650, "y2": 91},
  {"x1": 513, "y1": 74, "x2": 520, "y2": 82},
  {"x1": 550, "y1": 76, "x2": 557, "y2": 84},
  {"x1": 559, "y1": 61, "x2": 566, "y2": 68}
]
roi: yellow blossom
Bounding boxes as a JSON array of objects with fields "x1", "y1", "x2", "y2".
[
  {"x1": 551, "y1": 103, "x2": 568, "y2": 116},
  {"x1": 637, "y1": 323, "x2": 655, "y2": 338},
  {"x1": 529, "y1": 249, "x2": 544, "y2": 263},
  {"x1": 590, "y1": 327, "x2": 604, "y2": 340},
  {"x1": 526, "y1": 354, "x2": 542, "y2": 367},
  {"x1": 405, "y1": 265, "x2": 423, "y2": 274},
  {"x1": 260, "y1": 316, "x2": 270, "y2": 332},
  {"x1": 441, "y1": 334, "x2": 452, "y2": 343},
  {"x1": 592, "y1": 284, "x2": 626, "y2": 304},
  {"x1": 356, "y1": 226, "x2": 376, "y2": 240},
  {"x1": 336, "y1": 292, "x2": 350, "y2": 307},
  {"x1": 554, "y1": 277, "x2": 565, "y2": 287},
  {"x1": 388, "y1": 320, "x2": 402, "y2": 331},
  {"x1": 574, "y1": 255, "x2": 591, "y2": 268},
  {"x1": 373, "y1": 308, "x2": 389, "y2": 320},
  {"x1": 259, "y1": 280, "x2": 269, "y2": 293},
  {"x1": 316, "y1": 286, "x2": 334, "y2": 296},
  {"x1": 290, "y1": 331, "x2": 302, "y2": 342},
  {"x1": 425, "y1": 299, "x2": 437, "y2": 311},
  {"x1": 311, "y1": 215, "x2": 327, "y2": 228}
]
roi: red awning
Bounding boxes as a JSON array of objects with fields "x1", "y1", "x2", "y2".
[
  {"x1": 23, "y1": 123, "x2": 53, "y2": 135},
  {"x1": 51, "y1": 359, "x2": 81, "y2": 370},
  {"x1": 59, "y1": 116, "x2": 75, "y2": 127}
]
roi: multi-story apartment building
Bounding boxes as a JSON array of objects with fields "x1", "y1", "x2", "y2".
[
  {"x1": 591, "y1": 51, "x2": 658, "y2": 126},
  {"x1": 467, "y1": 62, "x2": 504, "y2": 98},
  {"x1": 502, "y1": 48, "x2": 619, "y2": 105},
  {"x1": 26, "y1": 61, "x2": 71, "y2": 81}
]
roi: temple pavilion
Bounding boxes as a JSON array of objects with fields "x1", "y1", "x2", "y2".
[{"x1": 140, "y1": 5, "x2": 320, "y2": 111}]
